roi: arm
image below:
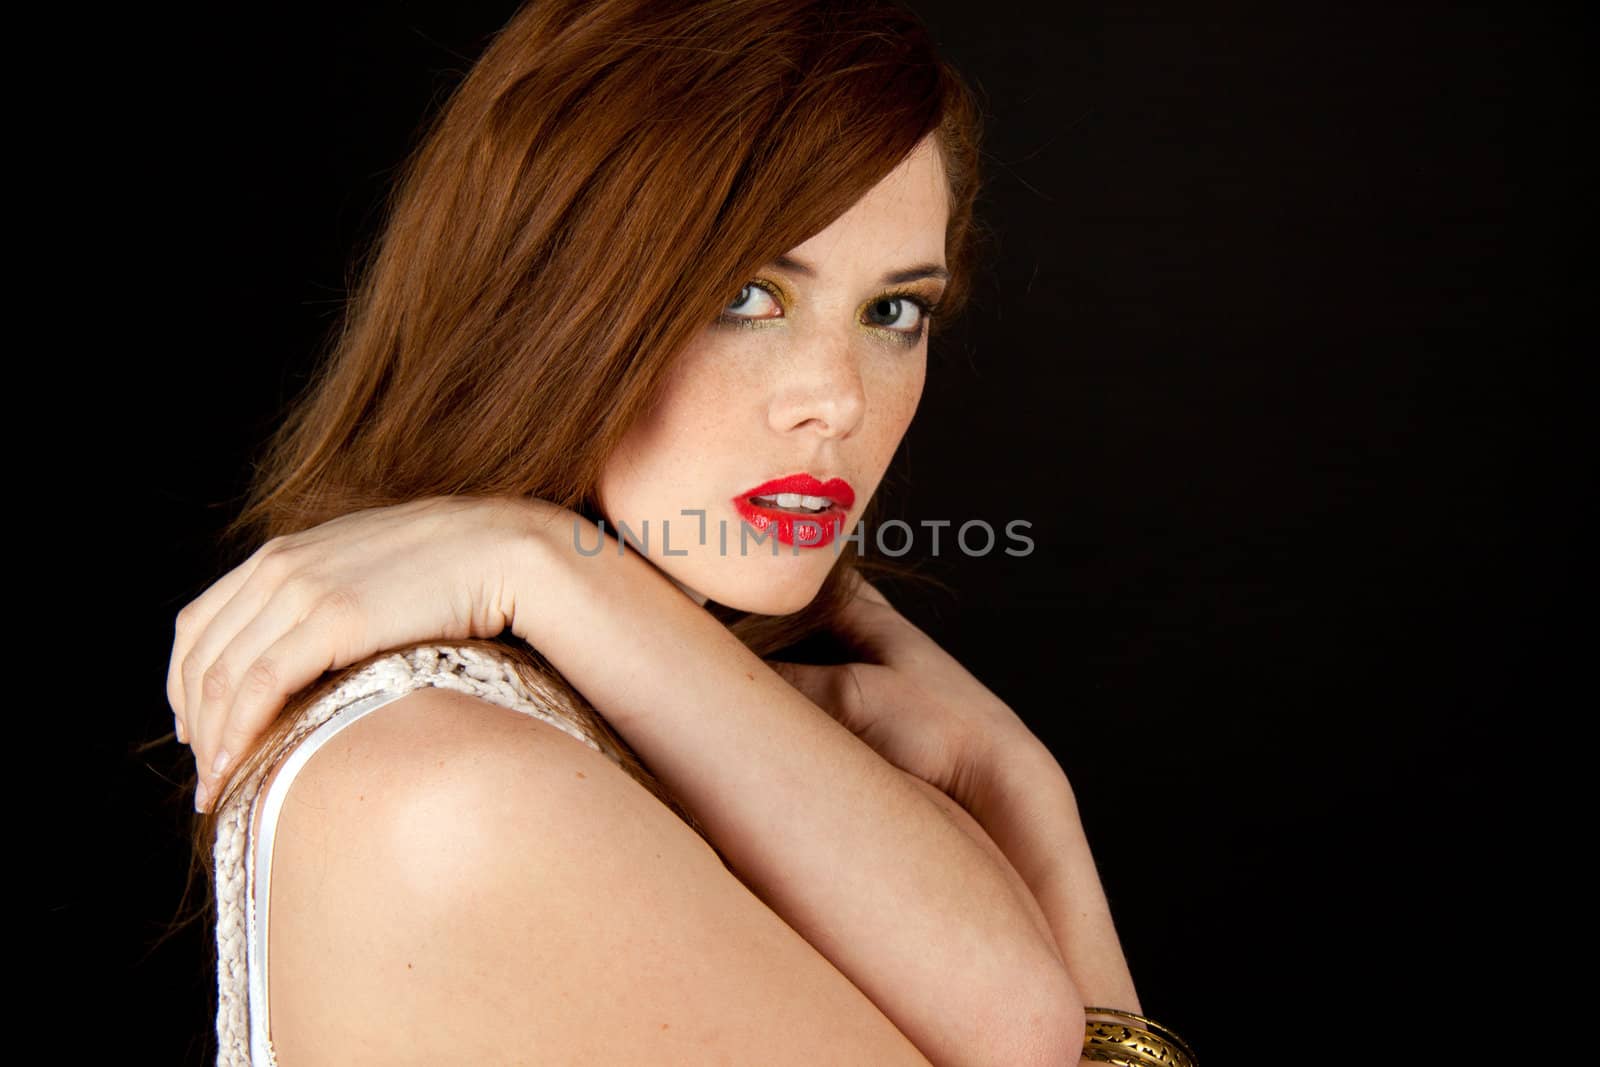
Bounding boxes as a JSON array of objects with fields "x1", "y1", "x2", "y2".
[
  {"x1": 760, "y1": 577, "x2": 1142, "y2": 1063},
  {"x1": 965, "y1": 733, "x2": 1142, "y2": 1016},
  {"x1": 169, "y1": 496, "x2": 1083, "y2": 1064},
  {"x1": 900, "y1": 763, "x2": 1139, "y2": 1067},
  {"x1": 511, "y1": 514, "x2": 1084, "y2": 1067},
  {"x1": 262, "y1": 686, "x2": 943, "y2": 1065}
]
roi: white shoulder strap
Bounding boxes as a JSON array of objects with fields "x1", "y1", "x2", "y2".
[{"x1": 213, "y1": 644, "x2": 610, "y2": 1065}]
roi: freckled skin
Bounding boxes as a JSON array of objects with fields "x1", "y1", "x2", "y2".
[{"x1": 598, "y1": 135, "x2": 950, "y2": 616}]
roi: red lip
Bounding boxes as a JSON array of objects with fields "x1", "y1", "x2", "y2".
[{"x1": 732, "y1": 473, "x2": 856, "y2": 550}]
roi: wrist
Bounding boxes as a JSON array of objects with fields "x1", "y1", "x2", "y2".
[
  {"x1": 499, "y1": 500, "x2": 593, "y2": 647},
  {"x1": 967, "y1": 717, "x2": 1064, "y2": 803},
  {"x1": 961, "y1": 726, "x2": 1077, "y2": 882},
  {"x1": 500, "y1": 504, "x2": 707, "y2": 655},
  {"x1": 983, "y1": 713, "x2": 1056, "y2": 763}
]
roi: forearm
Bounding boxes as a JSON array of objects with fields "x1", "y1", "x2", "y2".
[
  {"x1": 902, "y1": 767, "x2": 1146, "y2": 1067},
  {"x1": 903, "y1": 763, "x2": 1131, "y2": 1067},
  {"x1": 966, "y1": 734, "x2": 1143, "y2": 1015},
  {"x1": 510, "y1": 523, "x2": 1080, "y2": 1066}
]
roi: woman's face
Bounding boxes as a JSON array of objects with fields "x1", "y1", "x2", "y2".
[{"x1": 598, "y1": 134, "x2": 950, "y2": 615}]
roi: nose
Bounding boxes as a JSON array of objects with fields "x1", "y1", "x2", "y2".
[{"x1": 767, "y1": 331, "x2": 867, "y2": 441}]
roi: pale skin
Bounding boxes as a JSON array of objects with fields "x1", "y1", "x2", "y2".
[{"x1": 172, "y1": 136, "x2": 1139, "y2": 1064}]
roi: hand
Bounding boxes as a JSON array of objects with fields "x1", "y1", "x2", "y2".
[
  {"x1": 768, "y1": 576, "x2": 1041, "y2": 813},
  {"x1": 168, "y1": 495, "x2": 570, "y2": 810}
]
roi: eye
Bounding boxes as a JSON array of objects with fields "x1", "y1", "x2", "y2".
[
  {"x1": 863, "y1": 293, "x2": 931, "y2": 335},
  {"x1": 717, "y1": 279, "x2": 942, "y2": 346},
  {"x1": 722, "y1": 281, "x2": 782, "y2": 322}
]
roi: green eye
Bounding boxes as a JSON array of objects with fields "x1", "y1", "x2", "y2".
[
  {"x1": 716, "y1": 279, "x2": 941, "y2": 346},
  {"x1": 865, "y1": 294, "x2": 930, "y2": 333}
]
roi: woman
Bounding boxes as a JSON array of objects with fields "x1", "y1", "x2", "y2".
[{"x1": 171, "y1": 1, "x2": 1192, "y2": 1063}]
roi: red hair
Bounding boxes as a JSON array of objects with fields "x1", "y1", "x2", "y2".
[{"x1": 195, "y1": 0, "x2": 987, "y2": 869}]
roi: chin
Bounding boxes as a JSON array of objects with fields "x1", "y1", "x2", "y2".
[
  {"x1": 716, "y1": 586, "x2": 819, "y2": 616},
  {"x1": 686, "y1": 559, "x2": 831, "y2": 617}
]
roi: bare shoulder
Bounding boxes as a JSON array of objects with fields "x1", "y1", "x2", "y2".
[{"x1": 263, "y1": 685, "x2": 933, "y2": 1066}]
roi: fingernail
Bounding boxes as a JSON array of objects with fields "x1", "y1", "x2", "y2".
[
  {"x1": 212, "y1": 750, "x2": 231, "y2": 776},
  {"x1": 195, "y1": 779, "x2": 211, "y2": 812},
  {"x1": 175, "y1": 717, "x2": 188, "y2": 745}
]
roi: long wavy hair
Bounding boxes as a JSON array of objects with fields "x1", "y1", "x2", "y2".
[{"x1": 191, "y1": 0, "x2": 987, "y2": 878}]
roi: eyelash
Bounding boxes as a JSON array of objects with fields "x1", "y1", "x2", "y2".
[{"x1": 718, "y1": 279, "x2": 941, "y2": 347}]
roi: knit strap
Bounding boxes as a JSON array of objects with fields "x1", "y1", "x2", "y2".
[{"x1": 211, "y1": 644, "x2": 606, "y2": 1065}]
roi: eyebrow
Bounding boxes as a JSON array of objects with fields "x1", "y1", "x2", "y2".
[{"x1": 769, "y1": 253, "x2": 949, "y2": 287}]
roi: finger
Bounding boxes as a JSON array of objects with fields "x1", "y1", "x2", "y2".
[
  {"x1": 839, "y1": 575, "x2": 948, "y2": 672},
  {"x1": 167, "y1": 552, "x2": 266, "y2": 723},
  {"x1": 825, "y1": 582, "x2": 903, "y2": 658},
  {"x1": 767, "y1": 660, "x2": 831, "y2": 706},
  {"x1": 197, "y1": 593, "x2": 360, "y2": 808},
  {"x1": 767, "y1": 660, "x2": 865, "y2": 732},
  {"x1": 851, "y1": 576, "x2": 891, "y2": 606},
  {"x1": 180, "y1": 560, "x2": 298, "y2": 780},
  {"x1": 185, "y1": 559, "x2": 323, "y2": 799}
]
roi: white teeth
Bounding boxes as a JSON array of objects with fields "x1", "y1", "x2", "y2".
[{"x1": 752, "y1": 493, "x2": 834, "y2": 513}]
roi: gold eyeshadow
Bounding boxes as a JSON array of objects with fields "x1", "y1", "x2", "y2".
[{"x1": 716, "y1": 277, "x2": 942, "y2": 347}]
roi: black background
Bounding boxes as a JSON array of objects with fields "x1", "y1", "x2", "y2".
[{"x1": 75, "y1": 1, "x2": 1578, "y2": 1062}]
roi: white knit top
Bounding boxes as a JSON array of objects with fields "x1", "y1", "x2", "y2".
[{"x1": 209, "y1": 644, "x2": 623, "y2": 1066}]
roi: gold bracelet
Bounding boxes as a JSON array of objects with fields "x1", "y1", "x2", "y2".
[{"x1": 1081, "y1": 1007, "x2": 1198, "y2": 1067}]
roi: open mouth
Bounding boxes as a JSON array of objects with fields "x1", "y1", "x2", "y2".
[
  {"x1": 733, "y1": 474, "x2": 856, "y2": 549},
  {"x1": 747, "y1": 493, "x2": 836, "y2": 515}
]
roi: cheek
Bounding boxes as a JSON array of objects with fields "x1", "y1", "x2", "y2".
[
  {"x1": 872, "y1": 355, "x2": 926, "y2": 451},
  {"x1": 600, "y1": 354, "x2": 734, "y2": 512},
  {"x1": 598, "y1": 402, "x2": 668, "y2": 521}
]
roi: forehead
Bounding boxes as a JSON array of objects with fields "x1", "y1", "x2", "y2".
[{"x1": 784, "y1": 136, "x2": 949, "y2": 271}]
